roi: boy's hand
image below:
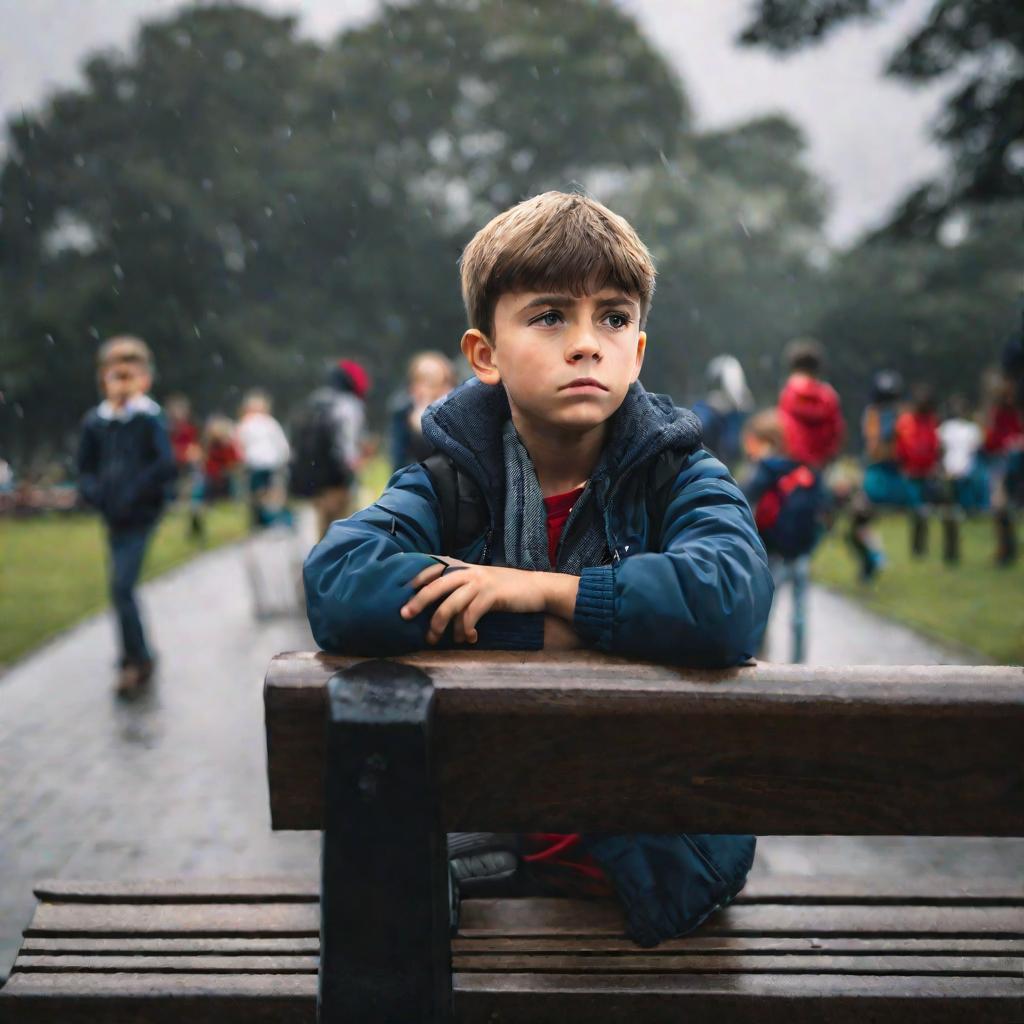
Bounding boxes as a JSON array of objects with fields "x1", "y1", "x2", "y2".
[{"x1": 403, "y1": 561, "x2": 575, "y2": 645}]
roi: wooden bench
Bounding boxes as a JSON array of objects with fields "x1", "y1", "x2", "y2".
[{"x1": 3, "y1": 652, "x2": 1023, "y2": 1022}]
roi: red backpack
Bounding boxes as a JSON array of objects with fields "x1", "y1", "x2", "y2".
[{"x1": 895, "y1": 412, "x2": 940, "y2": 477}]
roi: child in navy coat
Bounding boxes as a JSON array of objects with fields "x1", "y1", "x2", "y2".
[
  {"x1": 304, "y1": 192, "x2": 774, "y2": 948},
  {"x1": 77, "y1": 336, "x2": 176, "y2": 695}
]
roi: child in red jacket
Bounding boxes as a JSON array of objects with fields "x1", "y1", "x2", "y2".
[
  {"x1": 778, "y1": 338, "x2": 845, "y2": 469},
  {"x1": 895, "y1": 384, "x2": 942, "y2": 557}
]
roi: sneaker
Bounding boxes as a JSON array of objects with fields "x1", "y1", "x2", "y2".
[
  {"x1": 115, "y1": 659, "x2": 155, "y2": 697},
  {"x1": 115, "y1": 663, "x2": 143, "y2": 698}
]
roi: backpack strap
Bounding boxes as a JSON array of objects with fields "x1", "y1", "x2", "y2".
[{"x1": 422, "y1": 453, "x2": 489, "y2": 556}]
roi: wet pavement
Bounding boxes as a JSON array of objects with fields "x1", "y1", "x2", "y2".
[{"x1": 1, "y1": 537, "x2": 1019, "y2": 978}]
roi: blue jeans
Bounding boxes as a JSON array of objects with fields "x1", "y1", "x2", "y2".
[
  {"x1": 108, "y1": 525, "x2": 154, "y2": 665},
  {"x1": 770, "y1": 554, "x2": 810, "y2": 664}
]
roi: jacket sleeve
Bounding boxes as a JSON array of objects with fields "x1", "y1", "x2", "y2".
[
  {"x1": 76, "y1": 416, "x2": 103, "y2": 511},
  {"x1": 573, "y1": 450, "x2": 773, "y2": 667},
  {"x1": 304, "y1": 462, "x2": 544, "y2": 655}
]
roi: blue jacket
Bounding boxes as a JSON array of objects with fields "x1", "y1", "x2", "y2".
[
  {"x1": 304, "y1": 379, "x2": 772, "y2": 948},
  {"x1": 306, "y1": 379, "x2": 773, "y2": 666},
  {"x1": 76, "y1": 396, "x2": 176, "y2": 530}
]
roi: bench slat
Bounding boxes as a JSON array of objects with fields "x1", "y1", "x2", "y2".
[
  {"x1": 20, "y1": 937, "x2": 320, "y2": 955},
  {"x1": 13, "y1": 952, "x2": 1018, "y2": 977},
  {"x1": 5, "y1": 969, "x2": 1021, "y2": 1024},
  {"x1": 24, "y1": 898, "x2": 1024, "y2": 938},
  {"x1": 22, "y1": 934, "x2": 1024, "y2": 957},
  {"x1": 30, "y1": 872, "x2": 1024, "y2": 904},
  {"x1": 264, "y1": 655, "x2": 1024, "y2": 834},
  {"x1": 14, "y1": 954, "x2": 319, "y2": 974}
]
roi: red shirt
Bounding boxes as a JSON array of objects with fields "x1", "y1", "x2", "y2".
[
  {"x1": 543, "y1": 486, "x2": 584, "y2": 566},
  {"x1": 529, "y1": 485, "x2": 611, "y2": 896}
]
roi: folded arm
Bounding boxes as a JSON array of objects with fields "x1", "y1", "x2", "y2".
[
  {"x1": 574, "y1": 451, "x2": 774, "y2": 667},
  {"x1": 304, "y1": 463, "x2": 546, "y2": 654}
]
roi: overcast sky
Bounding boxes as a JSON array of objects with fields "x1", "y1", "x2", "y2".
[{"x1": 0, "y1": 0, "x2": 947, "y2": 245}]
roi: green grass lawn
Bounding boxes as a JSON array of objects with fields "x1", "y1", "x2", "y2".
[
  {"x1": 812, "y1": 513, "x2": 1024, "y2": 664},
  {"x1": 0, "y1": 502, "x2": 248, "y2": 669}
]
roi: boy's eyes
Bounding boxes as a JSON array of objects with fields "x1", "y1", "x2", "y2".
[{"x1": 528, "y1": 310, "x2": 633, "y2": 329}]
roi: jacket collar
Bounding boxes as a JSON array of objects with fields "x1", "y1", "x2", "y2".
[
  {"x1": 422, "y1": 378, "x2": 702, "y2": 507},
  {"x1": 97, "y1": 394, "x2": 160, "y2": 422}
]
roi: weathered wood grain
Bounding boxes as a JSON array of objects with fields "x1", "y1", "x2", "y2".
[
  {"x1": 4, "y1": 969, "x2": 1021, "y2": 1023},
  {"x1": 264, "y1": 654, "x2": 1024, "y2": 834},
  {"x1": 23, "y1": 897, "x2": 1024, "y2": 939}
]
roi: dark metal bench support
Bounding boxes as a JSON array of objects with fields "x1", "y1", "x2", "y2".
[{"x1": 320, "y1": 660, "x2": 452, "y2": 1023}]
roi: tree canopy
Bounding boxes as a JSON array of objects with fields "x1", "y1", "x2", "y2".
[
  {"x1": 0, "y1": 0, "x2": 827, "y2": 465},
  {"x1": 740, "y1": 0, "x2": 1024, "y2": 233}
]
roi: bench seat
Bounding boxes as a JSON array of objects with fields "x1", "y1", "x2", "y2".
[{"x1": 4, "y1": 875, "x2": 1022, "y2": 1023}]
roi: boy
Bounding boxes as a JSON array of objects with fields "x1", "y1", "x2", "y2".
[
  {"x1": 290, "y1": 358, "x2": 371, "y2": 538},
  {"x1": 741, "y1": 409, "x2": 827, "y2": 663},
  {"x1": 389, "y1": 350, "x2": 458, "y2": 472},
  {"x1": 778, "y1": 337, "x2": 844, "y2": 469},
  {"x1": 895, "y1": 384, "x2": 941, "y2": 557},
  {"x1": 304, "y1": 192, "x2": 773, "y2": 947},
  {"x1": 77, "y1": 336, "x2": 176, "y2": 696}
]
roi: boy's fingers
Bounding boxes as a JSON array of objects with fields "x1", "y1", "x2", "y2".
[
  {"x1": 427, "y1": 587, "x2": 477, "y2": 644},
  {"x1": 460, "y1": 594, "x2": 493, "y2": 641},
  {"x1": 402, "y1": 571, "x2": 466, "y2": 619},
  {"x1": 409, "y1": 563, "x2": 446, "y2": 591}
]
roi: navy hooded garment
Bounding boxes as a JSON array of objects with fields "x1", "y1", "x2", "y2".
[{"x1": 303, "y1": 377, "x2": 774, "y2": 946}]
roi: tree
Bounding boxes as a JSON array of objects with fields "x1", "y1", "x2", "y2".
[
  {"x1": 740, "y1": 0, "x2": 1024, "y2": 233},
  {"x1": 0, "y1": 0, "x2": 695, "y2": 465},
  {"x1": 608, "y1": 115, "x2": 828, "y2": 400},
  {"x1": 813, "y1": 199, "x2": 1024, "y2": 420}
]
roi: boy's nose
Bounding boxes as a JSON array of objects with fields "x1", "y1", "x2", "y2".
[{"x1": 567, "y1": 329, "x2": 602, "y2": 361}]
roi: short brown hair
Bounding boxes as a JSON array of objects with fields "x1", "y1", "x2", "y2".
[
  {"x1": 785, "y1": 337, "x2": 824, "y2": 376},
  {"x1": 744, "y1": 408, "x2": 784, "y2": 450},
  {"x1": 98, "y1": 335, "x2": 153, "y2": 373},
  {"x1": 460, "y1": 191, "x2": 656, "y2": 339}
]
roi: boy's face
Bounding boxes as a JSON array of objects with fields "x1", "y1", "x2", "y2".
[
  {"x1": 102, "y1": 362, "x2": 150, "y2": 405},
  {"x1": 463, "y1": 288, "x2": 646, "y2": 434}
]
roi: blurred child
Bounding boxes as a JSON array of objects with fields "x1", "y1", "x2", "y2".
[
  {"x1": 291, "y1": 359, "x2": 371, "y2": 538},
  {"x1": 691, "y1": 354, "x2": 754, "y2": 470},
  {"x1": 76, "y1": 336, "x2": 176, "y2": 696},
  {"x1": 895, "y1": 384, "x2": 941, "y2": 557},
  {"x1": 190, "y1": 414, "x2": 242, "y2": 541},
  {"x1": 982, "y1": 371, "x2": 1023, "y2": 566},
  {"x1": 778, "y1": 338, "x2": 844, "y2": 469},
  {"x1": 939, "y1": 394, "x2": 984, "y2": 509},
  {"x1": 742, "y1": 408, "x2": 827, "y2": 663},
  {"x1": 389, "y1": 350, "x2": 457, "y2": 472},
  {"x1": 165, "y1": 394, "x2": 201, "y2": 479},
  {"x1": 236, "y1": 389, "x2": 291, "y2": 529},
  {"x1": 937, "y1": 394, "x2": 984, "y2": 564}
]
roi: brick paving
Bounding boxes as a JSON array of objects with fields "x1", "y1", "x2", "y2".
[{"x1": 1, "y1": 535, "x2": 1019, "y2": 978}]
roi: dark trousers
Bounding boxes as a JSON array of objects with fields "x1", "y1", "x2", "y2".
[{"x1": 108, "y1": 525, "x2": 154, "y2": 665}]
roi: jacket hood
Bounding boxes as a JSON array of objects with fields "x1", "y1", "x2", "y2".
[
  {"x1": 780, "y1": 376, "x2": 839, "y2": 427},
  {"x1": 422, "y1": 377, "x2": 702, "y2": 505}
]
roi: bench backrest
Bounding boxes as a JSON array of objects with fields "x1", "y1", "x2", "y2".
[{"x1": 264, "y1": 652, "x2": 1024, "y2": 836}]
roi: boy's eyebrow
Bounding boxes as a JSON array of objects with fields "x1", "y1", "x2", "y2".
[{"x1": 519, "y1": 293, "x2": 640, "y2": 312}]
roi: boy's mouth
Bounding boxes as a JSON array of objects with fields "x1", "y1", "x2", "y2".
[{"x1": 559, "y1": 378, "x2": 609, "y2": 392}]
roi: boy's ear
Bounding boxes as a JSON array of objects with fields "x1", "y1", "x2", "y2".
[
  {"x1": 461, "y1": 329, "x2": 501, "y2": 385},
  {"x1": 631, "y1": 331, "x2": 647, "y2": 383}
]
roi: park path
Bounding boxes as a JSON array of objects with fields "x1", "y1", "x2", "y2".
[{"x1": 1, "y1": 536, "x2": 1018, "y2": 977}]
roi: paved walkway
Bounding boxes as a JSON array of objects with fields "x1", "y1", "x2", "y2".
[{"x1": 1, "y1": 538, "x2": 1018, "y2": 977}]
